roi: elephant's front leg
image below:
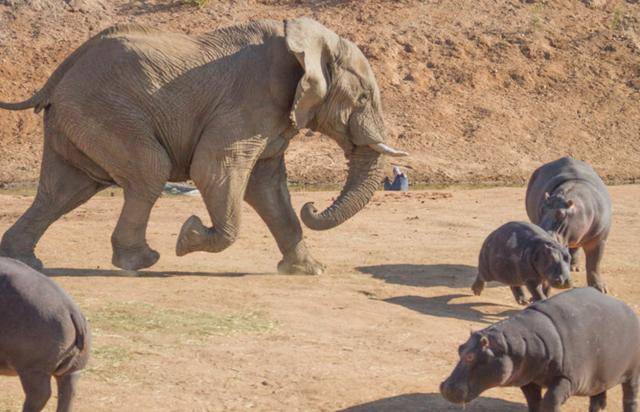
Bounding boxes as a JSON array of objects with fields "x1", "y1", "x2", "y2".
[
  {"x1": 176, "y1": 136, "x2": 267, "y2": 256},
  {"x1": 245, "y1": 156, "x2": 325, "y2": 275}
]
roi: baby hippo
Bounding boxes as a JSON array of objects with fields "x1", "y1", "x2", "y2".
[
  {"x1": 472, "y1": 221, "x2": 572, "y2": 305},
  {"x1": 0, "y1": 257, "x2": 90, "y2": 412},
  {"x1": 441, "y1": 288, "x2": 640, "y2": 412}
]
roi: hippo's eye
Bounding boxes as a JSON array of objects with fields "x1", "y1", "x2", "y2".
[{"x1": 463, "y1": 353, "x2": 475, "y2": 364}]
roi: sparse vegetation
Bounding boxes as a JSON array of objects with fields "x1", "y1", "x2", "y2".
[
  {"x1": 185, "y1": 0, "x2": 208, "y2": 7},
  {"x1": 611, "y1": 8, "x2": 623, "y2": 31},
  {"x1": 90, "y1": 301, "x2": 277, "y2": 338}
]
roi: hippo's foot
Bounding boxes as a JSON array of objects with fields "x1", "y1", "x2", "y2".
[
  {"x1": 471, "y1": 278, "x2": 485, "y2": 296},
  {"x1": 589, "y1": 392, "x2": 607, "y2": 412},
  {"x1": 590, "y1": 281, "x2": 608, "y2": 294},
  {"x1": 515, "y1": 296, "x2": 530, "y2": 306},
  {"x1": 0, "y1": 249, "x2": 44, "y2": 271},
  {"x1": 278, "y1": 255, "x2": 325, "y2": 276},
  {"x1": 112, "y1": 244, "x2": 159, "y2": 271}
]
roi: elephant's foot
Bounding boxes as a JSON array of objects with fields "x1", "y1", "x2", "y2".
[
  {"x1": 176, "y1": 215, "x2": 208, "y2": 256},
  {"x1": 176, "y1": 215, "x2": 235, "y2": 256},
  {"x1": 0, "y1": 248, "x2": 43, "y2": 271},
  {"x1": 112, "y1": 244, "x2": 159, "y2": 271},
  {"x1": 278, "y1": 254, "x2": 325, "y2": 276}
]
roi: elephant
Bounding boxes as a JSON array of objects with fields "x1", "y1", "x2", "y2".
[{"x1": 0, "y1": 18, "x2": 407, "y2": 275}]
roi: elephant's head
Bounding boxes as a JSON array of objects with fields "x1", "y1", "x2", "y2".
[{"x1": 285, "y1": 17, "x2": 407, "y2": 231}]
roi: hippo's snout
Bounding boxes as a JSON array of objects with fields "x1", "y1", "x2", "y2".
[
  {"x1": 549, "y1": 276, "x2": 572, "y2": 290},
  {"x1": 440, "y1": 380, "x2": 468, "y2": 404}
]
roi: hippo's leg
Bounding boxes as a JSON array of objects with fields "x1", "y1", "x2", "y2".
[
  {"x1": 525, "y1": 281, "x2": 546, "y2": 302},
  {"x1": 589, "y1": 392, "x2": 607, "y2": 412},
  {"x1": 521, "y1": 382, "x2": 542, "y2": 411},
  {"x1": 19, "y1": 371, "x2": 52, "y2": 412},
  {"x1": 55, "y1": 372, "x2": 80, "y2": 412},
  {"x1": 585, "y1": 240, "x2": 608, "y2": 293},
  {"x1": 623, "y1": 376, "x2": 638, "y2": 412},
  {"x1": 511, "y1": 286, "x2": 528, "y2": 306},
  {"x1": 471, "y1": 276, "x2": 485, "y2": 296},
  {"x1": 540, "y1": 377, "x2": 572, "y2": 411},
  {"x1": 542, "y1": 280, "x2": 552, "y2": 298},
  {"x1": 569, "y1": 248, "x2": 580, "y2": 272}
]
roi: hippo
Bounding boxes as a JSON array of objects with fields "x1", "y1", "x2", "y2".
[
  {"x1": 441, "y1": 287, "x2": 640, "y2": 412},
  {"x1": 525, "y1": 157, "x2": 612, "y2": 293},
  {"x1": 0, "y1": 257, "x2": 90, "y2": 412},
  {"x1": 472, "y1": 221, "x2": 572, "y2": 305}
]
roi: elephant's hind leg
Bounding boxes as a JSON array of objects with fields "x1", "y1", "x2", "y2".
[
  {"x1": 245, "y1": 156, "x2": 324, "y2": 275},
  {"x1": 110, "y1": 153, "x2": 170, "y2": 271},
  {"x1": 0, "y1": 144, "x2": 105, "y2": 269}
]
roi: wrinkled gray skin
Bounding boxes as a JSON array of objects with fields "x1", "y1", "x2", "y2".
[
  {"x1": 526, "y1": 157, "x2": 612, "y2": 293},
  {"x1": 472, "y1": 221, "x2": 572, "y2": 305},
  {"x1": 0, "y1": 18, "x2": 406, "y2": 274},
  {"x1": 441, "y1": 288, "x2": 640, "y2": 412},
  {"x1": 0, "y1": 257, "x2": 90, "y2": 412}
]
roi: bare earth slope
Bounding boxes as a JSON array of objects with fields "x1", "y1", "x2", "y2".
[{"x1": 0, "y1": 0, "x2": 639, "y2": 185}]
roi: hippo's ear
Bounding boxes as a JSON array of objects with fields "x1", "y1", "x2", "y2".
[
  {"x1": 566, "y1": 200, "x2": 574, "y2": 209},
  {"x1": 479, "y1": 336, "x2": 489, "y2": 348}
]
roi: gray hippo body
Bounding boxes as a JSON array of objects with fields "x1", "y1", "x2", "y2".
[
  {"x1": 525, "y1": 157, "x2": 612, "y2": 292},
  {"x1": 0, "y1": 257, "x2": 90, "y2": 412},
  {"x1": 472, "y1": 221, "x2": 572, "y2": 305},
  {"x1": 441, "y1": 288, "x2": 640, "y2": 412}
]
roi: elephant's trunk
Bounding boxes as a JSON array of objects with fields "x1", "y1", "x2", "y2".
[{"x1": 301, "y1": 146, "x2": 384, "y2": 231}]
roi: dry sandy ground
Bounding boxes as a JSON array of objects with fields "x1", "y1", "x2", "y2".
[{"x1": 0, "y1": 185, "x2": 638, "y2": 411}]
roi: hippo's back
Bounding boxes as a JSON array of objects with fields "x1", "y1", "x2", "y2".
[
  {"x1": 0, "y1": 258, "x2": 79, "y2": 372},
  {"x1": 525, "y1": 157, "x2": 608, "y2": 223},
  {"x1": 529, "y1": 288, "x2": 640, "y2": 396}
]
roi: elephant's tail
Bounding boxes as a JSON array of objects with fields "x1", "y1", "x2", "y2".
[{"x1": 0, "y1": 92, "x2": 45, "y2": 112}]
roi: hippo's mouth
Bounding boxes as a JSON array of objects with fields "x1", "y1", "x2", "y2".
[
  {"x1": 549, "y1": 278, "x2": 572, "y2": 289},
  {"x1": 440, "y1": 382, "x2": 481, "y2": 405}
]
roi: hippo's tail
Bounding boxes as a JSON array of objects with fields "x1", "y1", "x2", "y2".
[{"x1": 70, "y1": 310, "x2": 88, "y2": 351}]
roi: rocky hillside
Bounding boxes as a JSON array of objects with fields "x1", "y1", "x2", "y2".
[{"x1": 0, "y1": 0, "x2": 638, "y2": 186}]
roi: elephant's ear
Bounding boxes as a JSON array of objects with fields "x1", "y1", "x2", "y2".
[{"x1": 285, "y1": 17, "x2": 339, "y2": 129}]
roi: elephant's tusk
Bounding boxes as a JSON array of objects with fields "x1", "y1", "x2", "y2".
[{"x1": 369, "y1": 143, "x2": 409, "y2": 157}]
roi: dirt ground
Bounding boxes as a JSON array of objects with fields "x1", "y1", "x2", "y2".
[
  {"x1": 0, "y1": 185, "x2": 638, "y2": 411},
  {"x1": 1, "y1": 0, "x2": 639, "y2": 186}
]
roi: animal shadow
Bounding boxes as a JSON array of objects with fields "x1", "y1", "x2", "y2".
[
  {"x1": 338, "y1": 392, "x2": 526, "y2": 411},
  {"x1": 357, "y1": 264, "x2": 491, "y2": 289},
  {"x1": 44, "y1": 268, "x2": 249, "y2": 278},
  {"x1": 384, "y1": 294, "x2": 519, "y2": 324}
]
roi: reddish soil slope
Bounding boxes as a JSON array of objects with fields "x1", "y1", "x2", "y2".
[{"x1": 0, "y1": 0, "x2": 638, "y2": 186}]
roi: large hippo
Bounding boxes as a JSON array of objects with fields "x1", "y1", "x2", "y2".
[
  {"x1": 525, "y1": 157, "x2": 612, "y2": 293},
  {"x1": 0, "y1": 258, "x2": 90, "y2": 412},
  {"x1": 440, "y1": 288, "x2": 640, "y2": 412},
  {"x1": 472, "y1": 221, "x2": 572, "y2": 305}
]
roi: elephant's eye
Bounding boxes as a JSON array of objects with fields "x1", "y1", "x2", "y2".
[{"x1": 357, "y1": 93, "x2": 368, "y2": 105}]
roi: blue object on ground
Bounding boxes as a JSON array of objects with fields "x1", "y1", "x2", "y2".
[{"x1": 383, "y1": 174, "x2": 409, "y2": 191}]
